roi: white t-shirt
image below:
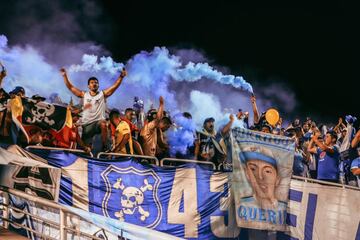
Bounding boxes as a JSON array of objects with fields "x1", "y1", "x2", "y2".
[{"x1": 81, "y1": 91, "x2": 106, "y2": 125}]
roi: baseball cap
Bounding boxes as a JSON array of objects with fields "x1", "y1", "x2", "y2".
[
  {"x1": 240, "y1": 146, "x2": 277, "y2": 168},
  {"x1": 203, "y1": 117, "x2": 215, "y2": 125},
  {"x1": 31, "y1": 94, "x2": 46, "y2": 101},
  {"x1": 9, "y1": 86, "x2": 25, "y2": 95}
]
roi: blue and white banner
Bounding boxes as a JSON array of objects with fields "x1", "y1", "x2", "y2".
[
  {"x1": 29, "y1": 149, "x2": 242, "y2": 239},
  {"x1": 2, "y1": 145, "x2": 360, "y2": 240},
  {"x1": 284, "y1": 179, "x2": 360, "y2": 240},
  {"x1": 0, "y1": 146, "x2": 61, "y2": 201},
  {"x1": 231, "y1": 128, "x2": 295, "y2": 231}
]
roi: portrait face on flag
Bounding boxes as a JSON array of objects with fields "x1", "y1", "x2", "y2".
[
  {"x1": 241, "y1": 146, "x2": 281, "y2": 209},
  {"x1": 231, "y1": 128, "x2": 295, "y2": 231}
]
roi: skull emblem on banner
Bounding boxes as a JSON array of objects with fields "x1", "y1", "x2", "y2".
[{"x1": 113, "y1": 178, "x2": 153, "y2": 221}]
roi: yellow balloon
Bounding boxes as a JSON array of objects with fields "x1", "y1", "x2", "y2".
[{"x1": 265, "y1": 108, "x2": 280, "y2": 126}]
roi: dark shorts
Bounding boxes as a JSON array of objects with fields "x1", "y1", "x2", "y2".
[{"x1": 82, "y1": 120, "x2": 103, "y2": 143}]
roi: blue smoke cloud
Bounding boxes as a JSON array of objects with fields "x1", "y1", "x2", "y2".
[
  {"x1": 69, "y1": 54, "x2": 124, "y2": 75},
  {"x1": 69, "y1": 47, "x2": 180, "y2": 110},
  {"x1": 167, "y1": 113, "x2": 196, "y2": 157},
  {"x1": 0, "y1": 35, "x2": 67, "y2": 100},
  {"x1": 0, "y1": 35, "x2": 7, "y2": 49},
  {"x1": 0, "y1": 34, "x2": 255, "y2": 157},
  {"x1": 68, "y1": 46, "x2": 253, "y2": 116},
  {"x1": 69, "y1": 47, "x2": 253, "y2": 96}
]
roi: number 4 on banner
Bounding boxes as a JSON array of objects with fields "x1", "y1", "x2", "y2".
[{"x1": 168, "y1": 168, "x2": 201, "y2": 238}]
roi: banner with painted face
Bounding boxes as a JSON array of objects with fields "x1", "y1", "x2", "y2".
[{"x1": 231, "y1": 128, "x2": 295, "y2": 231}]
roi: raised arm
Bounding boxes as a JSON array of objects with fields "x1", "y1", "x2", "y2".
[
  {"x1": 333, "y1": 117, "x2": 346, "y2": 133},
  {"x1": 311, "y1": 131, "x2": 335, "y2": 154},
  {"x1": 60, "y1": 68, "x2": 84, "y2": 98},
  {"x1": 307, "y1": 138, "x2": 317, "y2": 154},
  {"x1": 221, "y1": 114, "x2": 235, "y2": 136},
  {"x1": 146, "y1": 96, "x2": 165, "y2": 130},
  {"x1": 103, "y1": 68, "x2": 127, "y2": 98},
  {"x1": 251, "y1": 95, "x2": 260, "y2": 124},
  {"x1": 156, "y1": 96, "x2": 164, "y2": 122}
]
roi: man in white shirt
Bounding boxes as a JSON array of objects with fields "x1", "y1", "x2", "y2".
[{"x1": 60, "y1": 67, "x2": 127, "y2": 150}]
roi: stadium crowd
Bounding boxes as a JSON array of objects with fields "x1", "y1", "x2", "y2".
[{"x1": 0, "y1": 65, "x2": 359, "y2": 187}]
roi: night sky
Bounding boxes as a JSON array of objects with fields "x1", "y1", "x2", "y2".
[{"x1": 1, "y1": 1, "x2": 359, "y2": 122}]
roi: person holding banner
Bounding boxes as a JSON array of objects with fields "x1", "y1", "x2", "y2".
[
  {"x1": 307, "y1": 130, "x2": 340, "y2": 183},
  {"x1": 60, "y1": 67, "x2": 127, "y2": 150}
]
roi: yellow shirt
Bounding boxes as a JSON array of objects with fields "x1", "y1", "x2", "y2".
[{"x1": 115, "y1": 121, "x2": 133, "y2": 155}]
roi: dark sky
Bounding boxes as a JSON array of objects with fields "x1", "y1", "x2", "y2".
[{"x1": 1, "y1": 1, "x2": 359, "y2": 121}]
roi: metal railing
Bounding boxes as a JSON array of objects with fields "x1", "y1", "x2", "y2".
[
  {"x1": 291, "y1": 175, "x2": 360, "y2": 190},
  {"x1": 97, "y1": 152, "x2": 159, "y2": 166},
  {"x1": 21, "y1": 146, "x2": 360, "y2": 190},
  {"x1": 160, "y1": 158, "x2": 217, "y2": 170},
  {"x1": 26, "y1": 145, "x2": 94, "y2": 157},
  {"x1": 0, "y1": 186, "x2": 182, "y2": 240},
  {"x1": 0, "y1": 186, "x2": 106, "y2": 240}
]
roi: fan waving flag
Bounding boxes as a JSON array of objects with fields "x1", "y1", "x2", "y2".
[{"x1": 9, "y1": 96, "x2": 73, "y2": 146}]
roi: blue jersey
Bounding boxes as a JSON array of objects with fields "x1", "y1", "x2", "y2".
[
  {"x1": 317, "y1": 146, "x2": 340, "y2": 181},
  {"x1": 293, "y1": 151, "x2": 304, "y2": 176}
]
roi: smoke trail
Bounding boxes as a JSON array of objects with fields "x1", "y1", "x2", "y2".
[
  {"x1": 69, "y1": 47, "x2": 253, "y2": 96},
  {"x1": 175, "y1": 62, "x2": 253, "y2": 93}
]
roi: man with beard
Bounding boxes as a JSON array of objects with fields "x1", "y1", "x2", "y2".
[
  {"x1": 194, "y1": 117, "x2": 225, "y2": 166},
  {"x1": 60, "y1": 68, "x2": 127, "y2": 150}
]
